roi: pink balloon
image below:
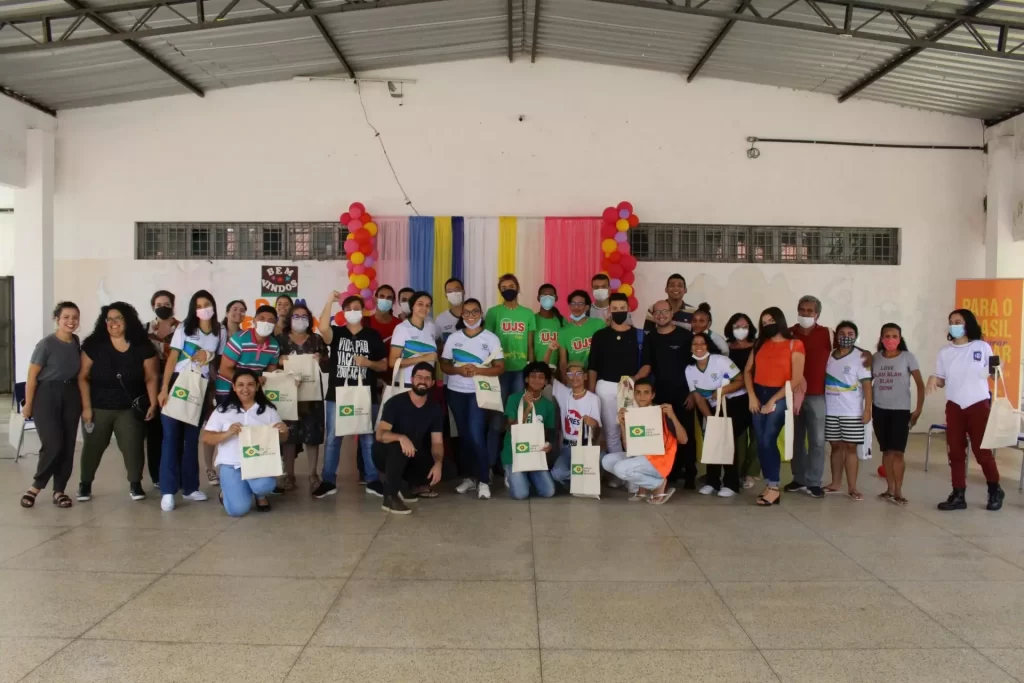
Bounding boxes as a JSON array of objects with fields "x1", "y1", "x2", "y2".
[
  {"x1": 360, "y1": 288, "x2": 372, "y2": 299},
  {"x1": 352, "y1": 264, "x2": 366, "y2": 275},
  {"x1": 614, "y1": 231, "x2": 628, "y2": 243},
  {"x1": 368, "y1": 279, "x2": 379, "y2": 291},
  {"x1": 610, "y1": 278, "x2": 622, "y2": 289},
  {"x1": 363, "y1": 256, "x2": 375, "y2": 267},
  {"x1": 349, "y1": 202, "x2": 365, "y2": 219},
  {"x1": 347, "y1": 219, "x2": 363, "y2": 232},
  {"x1": 346, "y1": 283, "x2": 359, "y2": 295},
  {"x1": 617, "y1": 241, "x2": 631, "y2": 255},
  {"x1": 365, "y1": 298, "x2": 376, "y2": 311},
  {"x1": 344, "y1": 240, "x2": 358, "y2": 255},
  {"x1": 370, "y1": 249, "x2": 379, "y2": 259}
]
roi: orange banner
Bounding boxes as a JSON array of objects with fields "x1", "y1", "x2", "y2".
[{"x1": 955, "y1": 279, "x2": 1024, "y2": 403}]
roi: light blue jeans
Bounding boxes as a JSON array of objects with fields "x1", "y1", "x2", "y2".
[
  {"x1": 507, "y1": 470, "x2": 556, "y2": 500},
  {"x1": 550, "y1": 445, "x2": 573, "y2": 486},
  {"x1": 601, "y1": 452, "x2": 664, "y2": 490},
  {"x1": 218, "y1": 465, "x2": 276, "y2": 517},
  {"x1": 488, "y1": 371, "x2": 525, "y2": 468},
  {"x1": 322, "y1": 401, "x2": 378, "y2": 484}
]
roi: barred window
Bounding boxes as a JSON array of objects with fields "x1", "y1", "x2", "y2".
[
  {"x1": 629, "y1": 225, "x2": 899, "y2": 265},
  {"x1": 136, "y1": 222, "x2": 345, "y2": 260}
]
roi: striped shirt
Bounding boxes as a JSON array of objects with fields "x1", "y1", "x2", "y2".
[{"x1": 215, "y1": 329, "x2": 281, "y2": 394}]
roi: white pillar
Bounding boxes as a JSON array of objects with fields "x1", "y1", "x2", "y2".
[
  {"x1": 13, "y1": 128, "x2": 55, "y2": 382},
  {"x1": 984, "y1": 135, "x2": 1024, "y2": 277}
]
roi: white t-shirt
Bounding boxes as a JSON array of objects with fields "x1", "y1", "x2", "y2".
[
  {"x1": 435, "y1": 310, "x2": 460, "y2": 342},
  {"x1": 936, "y1": 340, "x2": 993, "y2": 409},
  {"x1": 825, "y1": 350, "x2": 873, "y2": 417},
  {"x1": 684, "y1": 354, "x2": 743, "y2": 407},
  {"x1": 170, "y1": 325, "x2": 221, "y2": 378},
  {"x1": 551, "y1": 380, "x2": 602, "y2": 446},
  {"x1": 205, "y1": 403, "x2": 283, "y2": 468},
  {"x1": 441, "y1": 329, "x2": 504, "y2": 394},
  {"x1": 391, "y1": 319, "x2": 439, "y2": 384}
]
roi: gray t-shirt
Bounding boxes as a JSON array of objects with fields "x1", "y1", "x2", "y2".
[
  {"x1": 30, "y1": 333, "x2": 81, "y2": 381},
  {"x1": 872, "y1": 350, "x2": 920, "y2": 411}
]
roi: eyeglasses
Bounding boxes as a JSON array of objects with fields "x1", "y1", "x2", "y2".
[
  {"x1": 566, "y1": 371, "x2": 584, "y2": 378},
  {"x1": 105, "y1": 316, "x2": 124, "y2": 324},
  {"x1": 569, "y1": 301, "x2": 588, "y2": 307},
  {"x1": 652, "y1": 309, "x2": 671, "y2": 315},
  {"x1": 292, "y1": 316, "x2": 309, "y2": 321},
  {"x1": 463, "y1": 310, "x2": 482, "y2": 317}
]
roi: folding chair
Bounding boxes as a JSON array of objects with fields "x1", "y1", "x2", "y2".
[{"x1": 5, "y1": 382, "x2": 37, "y2": 462}]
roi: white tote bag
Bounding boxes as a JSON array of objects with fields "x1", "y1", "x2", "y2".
[
  {"x1": 981, "y1": 366, "x2": 1022, "y2": 449},
  {"x1": 570, "y1": 428, "x2": 601, "y2": 499},
  {"x1": 511, "y1": 399, "x2": 548, "y2": 472},
  {"x1": 473, "y1": 351, "x2": 504, "y2": 411},
  {"x1": 376, "y1": 361, "x2": 408, "y2": 429},
  {"x1": 162, "y1": 367, "x2": 208, "y2": 426},
  {"x1": 856, "y1": 420, "x2": 874, "y2": 461},
  {"x1": 335, "y1": 371, "x2": 373, "y2": 436},
  {"x1": 262, "y1": 370, "x2": 298, "y2": 421},
  {"x1": 701, "y1": 388, "x2": 736, "y2": 465},
  {"x1": 625, "y1": 405, "x2": 665, "y2": 457},
  {"x1": 616, "y1": 376, "x2": 635, "y2": 410},
  {"x1": 239, "y1": 424, "x2": 284, "y2": 480},
  {"x1": 284, "y1": 353, "x2": 322, "y2": 402},
  {"x1": 782, "y1": 381, "x2": 794, "y2": 462}
]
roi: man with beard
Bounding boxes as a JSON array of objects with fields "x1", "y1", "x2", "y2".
[{"x1": 373, "y1": 362, "x2": 444, "y2": 514}]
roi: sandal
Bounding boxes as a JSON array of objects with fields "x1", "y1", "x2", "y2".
[
  {"x1": 413, "y1": 489, "x2": 438, "y2": 499},
  {"x1": 756, "y1": 486, "x2": 781, "y2": 506},
  {"x1": 891, "y1": 496, "x2": 909, "y2": 506},
  {"x1": 629, "y1": 488, "x2": 649, "y2": 502},
  {"x1": 877, "y1": 491, "x2": 894, "y2": 501},
  {"x1": 647, "y1": 488, "x2": 676, "y2": 505},
  {"x1": 822, "y1": 486, "x2": 842, "y2": 494},
  {"x1": 20, "y1": 490, "x2": 38, "y2": 508},
  {"x1": 254, "y1": 497, "x2": 271, "y2": 512},
  {"x1": 848, "y1": 491, "x2": 864, "y2": 501},
  {"x1": 206, "y1": 468, "x2": 220, "y2": 487},
  {"x1": 52, "y1": 492, "x2": 73, "y2": 508}
]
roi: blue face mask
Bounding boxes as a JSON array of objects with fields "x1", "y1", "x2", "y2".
[
  {"x1": 569, "y1": 313, "x2": 587, "y2": 322},
  {"x1": 539, "y1": 295, "x2": 556, "y2": 311},
  {"x1": 376, "y1": 299, "x2": 393, "y2": 313},
  {"x1": 949, "y1": 324, "x2": 965, "y2": 339}
]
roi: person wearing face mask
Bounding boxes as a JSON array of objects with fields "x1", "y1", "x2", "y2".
[
  {"x1": 587, "y1": 293, "x2": 644, "y2": 455},
  {"x1": 397, "y1": 287, "x2": 415, "y2": 320},
  {"x1": 157, "y1": 290, "x2": 223, "y2": 511},
  {"x1": 822, "y1": 321, "x2": 873, "y2": 500},
  {"x1": 636, "y1": 299, "x2": 695, "y2": 486},
  {"x1": 743, "y1": 307, "x2": 805, "y2": 506},
  {"x1": 644, "y1": 273, "x2": 696, "y2": 331},
  {"x1": 374, "y1": 362, "x2": 445, "y2": 514},
  {"x1": 534, "y1": 284, "x2": 564, "y2": 374},
  {"x1": 434, "y1": 278, "x2": 465, "y2": 343},
  {"x1": 367, "y1": 285, "x2": 400, "y2": 356},
  {"x1": 19, "y1": 302, "x2": 83, "y2": 510},
  {"x1": 273, "y1": 295, "x2": 293, "y2": 337},
  {"x1": 554, "y1": 290, "x2": 605, "y2": 376},
  {"x1": 724, "y1": 313, "x2": 759, "y2": 489},
  {"x1": 441, "y1": 298, "x2": 505, "y2": 498},
  {"x1": 215, "y1": 305, "x2": 281, "y2": 400},
  {"x1": 590, "y1": 273, "x2": 633, "y2": 325},
  {"x1": 927, "y1": 309, "x2": 1004, "y2": 511},
  {"x1": 273, "y1": 301, "x2": 329, "y2": 494},
  {"x1": 145, "y1": 290, "x2": 178, "y2": 490},
  {"x1": 872, "y1": 323, "x2": 924, "y2": 506},
  {"x1": 318, "y1": 294, "x2": 388, "y2": 499}
]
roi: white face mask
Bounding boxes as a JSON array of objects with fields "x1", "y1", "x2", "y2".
[
  {"x1": 732, "y1": 327, "x2": 749, "y2": 341},
  {"x1": 592, "y1": 288, "x2": 609, "y2": 302},
  {"x1": 255, "y1": 321, "x2": 275, "y2": 337},
  {"x1": 196, "y1": 307, "x2": 215, "y2": 321},
  {"x1": 446, "y1": 292, "x2": 464, "y2": 306},
  {"x1": 693, "y1": 353, "x2": 710, "y2": 362},
  {"x1": 464, "y1": 319, "x2": 482, "y2": 330},
  {"x1": 399, "y1": 301, "x2": 411, "y2": 316},
  {"x1": 290, "y1": 318, "x2": 309, "y2": 333},
  {"x1": 797, "y1": 316, "x2": 816, "y2": 329},
  {"x1": 344, "y1": 310, "x2": 363, "y2": 325}
]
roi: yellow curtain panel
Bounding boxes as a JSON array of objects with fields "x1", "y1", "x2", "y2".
[
  {"x1": 432, "y1": 216, "x2": 453, "y2": 315},
  {"x1": 497, "y1": 216, "x2": 517, "y2": 280}
]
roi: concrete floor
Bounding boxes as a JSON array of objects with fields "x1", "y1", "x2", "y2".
[{"x1": 3, "y1": 404, "x2": 1024, "y2": 682}]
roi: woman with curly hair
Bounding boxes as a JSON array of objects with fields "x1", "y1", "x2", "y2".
[{"x1": 76, "y1": 301, "x2": 159, "y2": 502}]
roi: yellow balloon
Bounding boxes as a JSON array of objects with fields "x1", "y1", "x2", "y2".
[
  {"x1": 618, "y1": 283, "x2": 634, "y2": 296},
  {"x1": 364, "y1": 222, "x2": 378, "y2": 236},
  {"x1": 601, "y1": 238, "x2": 617, "y2": 254},
  {"x1": 350, "y1": 251, "x2": 365, "y2": 265},
  {"x1": 352, "y1": 274, "x2": 369, "y2": 290},
  {"x1": 616, "y1": 219, "x2": 629, "y2": 231}
]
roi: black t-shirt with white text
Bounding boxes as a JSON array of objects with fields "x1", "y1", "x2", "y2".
[
  {"x1": 328, "y1": 325, "x2": 387, "y2": 402},
  {"x1": 380, "y1": 392, "x2": 444, "y2": 452}
]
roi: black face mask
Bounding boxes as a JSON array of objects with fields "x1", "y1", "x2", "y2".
[
  {"x1": 611, "y1": 311, "x2": 629, "y2": 325},
  {"x1": 761, "y1": 323, "x2": 779, "y2": 338},
  {"x1": 154, "y1": 307, "x2": 173, "y2": 320},
  {"x1": 412, "y1": 384, "x2": 430, "y2": 396},
  {"x1": 500, "y1": 289, "x2": 518, "y2": 302}
]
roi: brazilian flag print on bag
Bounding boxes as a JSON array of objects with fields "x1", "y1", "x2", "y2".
[
  {"x1": 239, "y1": 424, "x2": 283, "y2": 480},
  {"x1": 163, "y1": 368, "x2": 207, "y2": 427}
]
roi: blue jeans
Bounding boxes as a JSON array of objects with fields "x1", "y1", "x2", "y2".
[
  {"x1": 507, "y1": 470, "x2": 555, "y2": 499},
  {"x1": 160, "y1": 414, "x2": 200, "y2": 496},
  {"x1": 487, "y1": 371, "x2": 525, "y2": 469},
  {"x1": 322, "y1": 401, "x2": 378, "y2": 484},
  {"x1": 218, "y1": 464, "x2": 276, "y2": 517},
  {"x1": 446, "y1": 388, "x2": 490, "y2": 483},
  {"x1": 601, "y1": 452, "x2": 665, "y2": 490},
  {"x1": 550, "y1": 445, "x2": 573, "y2": 486},
  {"x1": 750, "y1": 384, "x2": 786, "y2": 486}
]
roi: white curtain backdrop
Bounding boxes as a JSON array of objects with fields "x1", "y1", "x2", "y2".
[
  {"x1": 464, "y1": 217, "x2": 500, "y2": 311},
  {"x1": 515, "y1": 217, "x2": 546, "y2": 304}
]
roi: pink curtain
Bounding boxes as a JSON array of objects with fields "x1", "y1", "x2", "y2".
[
  {"x1": 375, "y1": 216, "x2": 410, "y2": 292},
  {"x1": 544, "y1": 217, "x2": 602, "y2": 316}
]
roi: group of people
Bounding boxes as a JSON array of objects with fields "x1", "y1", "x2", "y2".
[{"x1": 17, "y1": 272, "x2": 1008, "y2": 516}]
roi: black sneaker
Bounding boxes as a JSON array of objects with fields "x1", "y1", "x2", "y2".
[
  {"x1": 382, "y1": 495, "x2": 412, "y2": 515},
  {"x1": 806, "y1": 486, "x2": 825, "y2": 499},
  {"x1": 783, "y1": 481, "x2": 807, "y2": 493},
  {"x1": 129, "y1": 483, "x2": 146, "y2": 501},
  {"x1": 312, "y1": 481, "x2": 337, "y2": 499},
  {"x1": 937, "y1": 488, "x2": 967, "y2": 511},
  {"x1": 365, "y1": 481, "x2": 385, "y2": 498},
  {"x1": 77, "y1": 482, "x2": 92, "y2": 502},
  {"x1": 987, "y1": 484, "x2": 1005, "y2": 511}
]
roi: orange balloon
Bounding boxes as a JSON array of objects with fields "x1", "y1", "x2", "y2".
[
  {"x1": 601, "y1": 238, "x2": 617, "y2": 254},
  {"x1": 616, "y1": 219, "x2": 629, "y2": 231},
  {"x1": 350, "y1": 251, "x2": 365, "y2": 265},
  {"x1": 618, "y1": 283, "x2": 634, "y2": 296}
]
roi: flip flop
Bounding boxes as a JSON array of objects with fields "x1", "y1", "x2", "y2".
[
  {"x1": 891, "y1": 496, "x2": 909, "y2": 506},
  {"x1": 877, "y1": 492, "x2": 894, "y2": 501},
  {"x1": 823, "y1": 486, "x2": 842, "y2": 494},
  {"x1": 647, "y1": 488, "x2": 676, "y2": 505},
  {"x1": 848, "y1": 491, "x2": 864, "y2": 501}
]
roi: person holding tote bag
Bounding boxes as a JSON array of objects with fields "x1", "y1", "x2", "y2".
[
  {"x1": 743, "y1": 307, "x2": 805, "y2": 507},
  {"x1": 202, "y1": 370, "x2": 288, "y2": 516},
  {"x1": 503, "y1": 363, "x2": 557, "y2": 500},
  {"x1": 441, "y1": 298, "x2": 505, "y2": 499}
]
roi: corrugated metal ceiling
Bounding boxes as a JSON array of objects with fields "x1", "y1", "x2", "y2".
[{"x1": 0, "y1": 0, "x2": 1022, "y2": 121}]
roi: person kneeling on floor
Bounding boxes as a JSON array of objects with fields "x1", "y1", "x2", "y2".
[
  {"x1": 374, "y1": 362, "x2": 444, "y2": 515},
  {"x1": 201, "y1": 369, "x2": 288, "y2": 516},
  {"x1": 602, "y1": 378, "x2": 687, "y2": 505},
  {"x1": 504, "y1": 362, "x2": 559, "y2": 500}
]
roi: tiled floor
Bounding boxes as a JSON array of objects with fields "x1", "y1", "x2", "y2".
[{"x1": 4, "y1": 408, "x2": 1024, "y2": 682}]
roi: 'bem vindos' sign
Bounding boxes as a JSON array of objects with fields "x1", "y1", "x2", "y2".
[{"x1": 261, "y1": 265, "x2": 299, "y2": 298}]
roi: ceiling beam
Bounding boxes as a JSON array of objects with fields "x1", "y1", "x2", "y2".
[
  {"x1": 686, "y1": 0, "x2": 751, "y2": 82},
  {"x1": 530, "y1": 0, "x2": 541, "y2": 63},
  {"x1": 298, "y1": 0, "x2": 355, "y2": 78},
  {"x1": 984, "y1": 108, "x2": 1024, "y2": 128},
  {"x1": 0, "y1": 84, "x2": 56, "y2": 117},
  {"x1": 507, "y1": 0, "x2": 514, "y2": 62},
  {"x1": 836, "y1": 0, "x2": 1002, "y2": 103}
]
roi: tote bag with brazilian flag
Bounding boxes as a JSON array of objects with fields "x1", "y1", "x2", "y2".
[
  {"x1": 700, "y1": 388, "x2": 735, "y2": 466},
  {"x1": 625, "y1": 405, "x2": 665, "y2": 457},
  {"x1": 262, "y1": 370, "x2": 299, "y2": 421},
  {"x1": 570, "y1": 427, "x2": 601, "y2": 499},
  {"x1": 335, "y1": 370, "x2": 373, "y2": 437},
  {"x1": 163, "y1": 367, "x2": 207, "y2": 426},
  {"x1": 376, "y1": 361, "x2": 408, "y2": 429},
  {"x1": 284, "y1": 352, "x2": 322, "y2": 402},
  {"x1": 511, "y1": 398, "x2": 547, "y2": 472},
  {"x1": 239, "y1": 424, "x2": 284, "y2": 480},
  {"x1": 473, "y1": 350, "x2": 504, "y2": 412}
]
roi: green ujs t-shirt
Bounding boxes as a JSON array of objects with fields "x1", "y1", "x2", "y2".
[
  {"x1": 485, "y1": 303, "x2": 536, "y2": 372},
  {"x1": 501, "y1": 391, "x2": 556, "y2": 466},
  {"x1": 535, "y1": 315, "x2": 562, "y2": 368},
  {"x1": 558, "y1": 317, "x2": 606, "y2": 369}
]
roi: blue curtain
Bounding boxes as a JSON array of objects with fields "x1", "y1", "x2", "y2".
[
  {"x1": 409, "y1": 216, "x2": 435, "y2": 294},
  {"x1": 451, "y1": 216, "x2": 465, "y2": 283}
]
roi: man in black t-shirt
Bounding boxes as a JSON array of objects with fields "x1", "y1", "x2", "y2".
[
  {"x1": 374, "y1": 362, "x2": 444, "y2": 514},
  {"x1": 587, "y1": 294, "x2": 643, "y2": 454}
]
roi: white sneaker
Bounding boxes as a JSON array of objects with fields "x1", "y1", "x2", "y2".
[
  {"x1": 184, "y1": 490, "x2": 208, "y2": 502},
  {"x1": 456, "y1": 478, "x2": 477, "y2": 494},
  {"x1": 698, "y1": 484, "x2": 716, "y2": 495},
  {"x1": 717, "y1": 487, "x2": 737, "y2": 498},
  {"x1": 478, "y1": 483, "x2": 491, "y2": 500},
  {"x1": 160, "y1": 494, "x2": 175, "y2": 511}
]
